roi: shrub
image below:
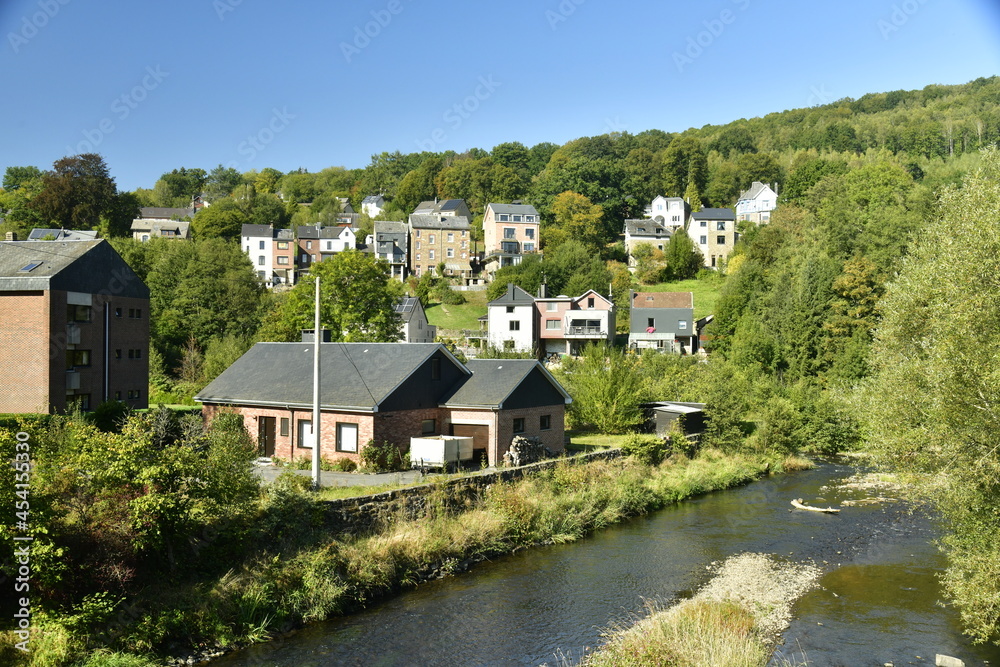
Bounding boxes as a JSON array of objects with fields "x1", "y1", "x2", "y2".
[
  {"x1": 359, "y1": 440, "x2": 407, "y2": 472},
  {"x1": 621, "y1": 434, "x2": 670, "y2": 466},
  {"x1": 434, "y1": 284, "x2": 466, "y2": 305},
  {"x1": 331, "y1": 457, "x2": 358, "y2": 472}
]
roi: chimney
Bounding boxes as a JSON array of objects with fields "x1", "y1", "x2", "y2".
[
  {"x1": 538, "y1": 282, "x2": 548, "y2": 298},
  {"x1": 5, "y1": 232, "x2": 16, "y2": 241}
]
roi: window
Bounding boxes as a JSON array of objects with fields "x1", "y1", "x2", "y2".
[
  {"x1": 428, "y1": 234, "x2": 435, "y2": 244},
  {"x1": 461, "y1": 240, "x2": 467, "y2": 248},
  {"x1": 647, "y1": 318, "x2": 655, "y2": 328},
  {"x1": 67, "y1": 305, "x2": 91, "y2": 322},
  {"x1": 546, "y1": 302, "x2": 557, "y2": 312},
  {"x1": 461, "y1": 252, "x2": 467, "y2": 259},
  {"x1": 447, "y1": 248, "x2": 454, "y2": 258},
  {"x1": 326, "y1": 241, "x2": 332, "y2": 250},
  {"x1": 699, "y1": 220, "x2": 707, "y2": 227},
  {"x1": 280, "y1": 418, "x2": 289, "y2": 437},
  {"x1": 461, "y1": 230, "x2": 466, "y2": 237},
  {"x1": 699, "y1": 235, "x2": 707, "y2": 244},
  {"x1": 506, "y1": 306, "x2": 515, "y2": 313},
  {"x1": 513, "y1": 418, "x2": 525, "y2": 433},
  {"x1": 415, "y1": 229, "x2": 421, "y2": 237},
  {"x1": 259, "y1": 240, "x2": 265, "y2": 250},
  {"x1": 277, "y1": 241, "x2": 288, "y2": 249},
  {"x1": 717, "y1": 235, "x2": 726, "y2": 245},
  {"x1": 587, "y1": 297, "x2": 595, "y2": 308},
  {"x1": 513, "y1": 215, "x2": 522, "y2": 222},
  {"x1": 503, "y1": 227, "x2": 516, "y2": 239},
  {"x1": 67, "y1": 350, "x2": 90, "y2": 368},
  {"x1": 258, "y1": 255, "x2": 265, "y2": 266},
  {"x1": 277, "y1": 256, "x2": 289, "y2": 265},
  {"x1": 498, "y1": 214, "x2": 509, "y2": 221},
  {"x1": 115, "y1": 307, "x2": 122, "y2": 318},
  {"x1": 509, "y1": 320, "x2": 520, "y2": 331},
  {"x1": 447, "y1": 232, "x2": 454, "y2": 242},
  {"x1": 679, "y1": 320, "x2": 688, "y2": 330},
  {"x1": 298, "y1": 420, "x2": 314, "y2": 448},
  {"x1": 416, "y1": 241, "x2": 421, "y2": 249},
  {"x1": 76, "y1": 394, "x2": 91, "y2": 410},
  {"x1": 540, "y1": 415, "x2": 551, "y2": 430},
  {"x1": 128, "y1": 349, "x2": 134, "y2": 359},
  {"x1": 306, "y1": 240, "x2": 312, "y2": 249},
  {"x1": 525, "y1": 228, "x2": 534, "y2": 239},
  {"x1": 114, "y1": 349, "x2": 122, "y2": 360},
  {"x1": 524, "y1": 243, "x2": 534, "y2": 252},
  {"x1": 672, "y1": 215, "x2": 680, "y2": 222},
  {"x1": 114, "y1": 391, "x2": 121, "y2": 400},
  {"x1": 546, "y1": 319, "x2": 560, "y2": 329},
  {"x1": 525, "y1": 215, "x2": 535, "y2": 222},
  {"x1": 421, "y1": 419, "x2": 436, "y2": 435},
  {"x1": 717, "y1": 221, "x2": 726, "y2": 231},
  {"x1": 415, "y1": 253, "x2": 421, "y2": 261},
  {"x1": 312, "y1": 254, "x2": 317, "y2": 262},
  {"x1": 431, "y1": 357, "x2": 441, "y2": 380},
  {"x1": 429, "y1": 249, "x2": 435, "y2": 260},
  {"x1": 134, "y1": 309, "x2": 142, "y2": 319},
  {"x1": 336, "y1": 423, "x2": 359, "y2": 453}
]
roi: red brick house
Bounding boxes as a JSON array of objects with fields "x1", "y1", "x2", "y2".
[
  {"x1": 195, "y1": 342, "x2": 570, "y2": 467},
  {"x1": 0, "y1": 239, "x2": 150, "y2": 413}
]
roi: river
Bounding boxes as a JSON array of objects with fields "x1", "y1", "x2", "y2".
[{"x1": 213, "y1": 459, "x2": 1000, "y2": 666}]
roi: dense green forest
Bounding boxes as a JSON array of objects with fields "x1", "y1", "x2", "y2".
[{"x1": 4, "y1": 76, "x2": 1000, "y2": 648}]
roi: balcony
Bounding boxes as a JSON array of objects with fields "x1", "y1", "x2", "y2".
[{"x1": 564, "y1": 319, "x2": 610, "y2": 339}]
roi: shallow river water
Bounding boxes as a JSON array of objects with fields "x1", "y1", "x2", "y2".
[{"x1": 214, "y1": 460, "x2": 1000, "y2": 666}]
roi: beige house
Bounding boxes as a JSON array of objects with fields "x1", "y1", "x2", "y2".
[
  {"x1": 688, "y1": 208, "x2": 737, "y2": 269},
  {"x1": 482, "y1": 202, "x2": 540, "y2": 278}
]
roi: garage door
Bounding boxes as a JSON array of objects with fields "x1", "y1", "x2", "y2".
[{"x1": 451, "y1": 424, "x2": 489, "y2": 460}]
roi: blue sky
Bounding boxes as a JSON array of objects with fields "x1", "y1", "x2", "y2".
[{"x1": 2, "y1": 0, "x2": 999, "y2": 192}]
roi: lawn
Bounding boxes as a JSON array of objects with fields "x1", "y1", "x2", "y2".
[
  {"x1": 566, "y1": 431, "x2": 630, "y2": 451},
  {"x1": 425, "y1": 289, "x2": 489, "y2": 333},
  {"x1": 638, "y1": 278, "x2": 723, "y2": 319}
]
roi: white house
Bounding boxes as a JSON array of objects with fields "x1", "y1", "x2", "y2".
[
  {"x1": 644, "y1": 196, "x2": 689, "y2": 229},
  {"x1": 486, "y1": 284, "x2": 537, "y2": 354},
  {"x1": 395, "y1": 297, "x2": 436, "y2": 343},
  {"x1": 241, "y1": 224, "x2": 275, "y2": 283},
  {"x1": 735, "y1": 181, "x2": 778, "y2": 224},
  {"x1": 362, "y1": 195, "x2": 385, "y2": 218}
]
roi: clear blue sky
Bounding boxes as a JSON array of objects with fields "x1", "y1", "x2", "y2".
[{"x1": 2, "y1": 0, "x2": 998, "y2": 192}]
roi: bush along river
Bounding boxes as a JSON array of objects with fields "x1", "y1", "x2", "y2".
[{"x1": 211, "y1": 458, "x2": 1000, "y2": 666}]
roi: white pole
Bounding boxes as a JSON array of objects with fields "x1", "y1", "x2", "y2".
[{"x1": 312, "y1": 274, "x2": 321, "y2": 490}]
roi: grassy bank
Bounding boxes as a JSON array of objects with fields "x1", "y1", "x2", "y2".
[{"x1": 1, "y1": 449, "x2": 795, "y2": 666}]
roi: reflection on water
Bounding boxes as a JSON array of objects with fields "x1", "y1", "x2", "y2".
[{"x1": 215, "y1": 461, "x2": 1000, "y2": 666}]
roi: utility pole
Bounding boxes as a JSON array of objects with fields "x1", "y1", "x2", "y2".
[{"x1": 312, "y1": 275, "x2": 321, "y2": 490}]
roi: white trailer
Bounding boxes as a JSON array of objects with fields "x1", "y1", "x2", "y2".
[{"x1": 409, "y1": 435, "x2": 475, "y2": 470}]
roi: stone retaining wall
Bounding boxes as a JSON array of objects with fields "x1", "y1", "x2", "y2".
[{"x1": 320, "y1": 449, "x2": 623, "y2": 535}]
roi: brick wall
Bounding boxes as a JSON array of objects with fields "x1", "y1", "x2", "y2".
[
  {"x1": 496, "y1": 404, "x2": 565, "y2": 462},
  {"x1": 0, "y1": 291, "x2": 51, "y2": 413}
]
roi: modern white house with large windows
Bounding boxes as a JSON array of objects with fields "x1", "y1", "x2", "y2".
[
  {"x1": 643, "y1": 195, "x2": 689, "y2": 229},
  {"x1": 482, "y1": 202, "x2": 540, "y2": 279}
]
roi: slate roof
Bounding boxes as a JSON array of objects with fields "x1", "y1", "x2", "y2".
[
  {"x1": 408, "y1": 214, "x2": 471, "y2": 230},
  {"x1": 738, "y1": 181, "x2": 772, "y2": 201},
  {"x1": 486, "y1": 202, "x2": 539, "y2": 216},
  {"x1": 394, "y1": 297, "x2": 423, "y2": 323},
  {"x1": 297, "y1": 225, "x2": 353, "y2": 240},
  {"x1": 195, "y1": 342, "x2": 466, "y2": 412},
  {"x1": 412, "y1": 199, "x2": 471, "y2": 217},
  {"x1": 241, "y1": 224, "x2": 274, "y2": 238},
  {"x1": 131, "y1": 219, "x2": 191, "y2": 238},
  {"x1": 27, "y1": 228, "x2": 99, "y2": 241},
  {"x1": 362, "y1": 195, "x2": 384, "y2": 205},
  {"x1": 140, "y1": 206, "x2": 193, "y2": 219},
  {"x1": 441, "y1": 359, "x2": 570, "y2": 409},
  {"x1": 691, "y1": 208, "x2": 736, "y2": 221},
  {"x1": 489, "y1": 283, "x2": 535, "y2": 306},
  {"x1": 632, "y1": 291, "x2": 693, "y2": 309},
  {"x1": 624, "y1": 218, "x2": 672, "y2": 236},
  {"x1": 0, "y1": 239, "x2": 149, "y2": 297}
]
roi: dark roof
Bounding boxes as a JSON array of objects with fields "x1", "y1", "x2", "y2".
[
  {"x1": 140, "y1": 206, "x2": 193, "y2": 219},
  {"x1": 362, "y1": 195, "x2": 384, "y2": 204},
  {"x1": 691, "y1": 208, "x2": 736, "y2": 221},
  {"x1": 27, "y1": 228, "x2": 99, "y2": 241},
  {"x1": 441, "y1": 359, "x2": 570, "y2": 408},
  {"x1": 489, "y1": 283, "x2": 535, "y2": 306},
  {"x1": 624, "y1": 218, "x2": 672, "y2": 236},
  {"x1": 486, "y1": 202, "x2": 539, "y2": 216},
  {"x1": 242, "y1": 224, "x2": 273, "y2": 237},
  {"x1": 409, "y1": 214, "x2": 471, "y2": 230},
  {"x1": 394, "y1": 297, "x2": 424, "y2": 323},
  {"x1": 738, "y1": 181, "x2": 773, "y2": 201},
  {"x1": 195, "y1": 342, "x2": 465, "y2": 411},
  {"x1": 297, "y1": 225, "x2": 351, "y2": 240},
  {"x1": 632, "y1": 292, "x2": 693, "y2": 309},
  {"x1": 0, "y1": 239, "x2": 149, "y2": 298}
]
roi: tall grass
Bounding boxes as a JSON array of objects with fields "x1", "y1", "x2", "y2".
[{"x1": 1, "y1": 450, "x2": 785, "y2": 666}]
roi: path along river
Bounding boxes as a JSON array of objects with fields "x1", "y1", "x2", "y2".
[{"x1": 213, "y1": 459, "x2": 1000, "y2": 666}]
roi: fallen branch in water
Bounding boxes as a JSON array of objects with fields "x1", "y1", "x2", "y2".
[{"x1": 791, "y1": 498, "x2": 840, "y2": 513}]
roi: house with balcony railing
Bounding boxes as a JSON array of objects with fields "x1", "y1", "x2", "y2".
[
  {"x1": 482, "y1": 202, "x2": 541, "y2": 279},
  {"x1": 535, "y1": 287, "x2": 616, "y2": 357}
]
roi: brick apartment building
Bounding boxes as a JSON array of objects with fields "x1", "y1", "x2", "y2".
[{"x1": 0, "y1": 239, "x2": 150, "y2": 413}]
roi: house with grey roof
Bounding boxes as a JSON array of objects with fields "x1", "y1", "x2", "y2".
[
  {"x1": 412, "y1": 198, "x2": 473, "y2": 220},
  {"x1": 482, "y1": 202, "x2": 540, "y2": 279},
  {"x1": 241, "y1": 224, "x2": 297, "y2": 287},
  {"x1": 373, "y1": 220, "x2": 408, "y2": 280},
  {"x1": 362, "y1": 194, "x2": 385, "y2": 218},
  {"x1": 131, "y1": 219, "x2": 192, "y2": 242},
  {"x1": 486, "y1": 283, "x2": 537, "y2": 354},
  {"x1": 408, "y1": 214, "x2": 472, "y2": 279},
  {"x1": 27, "y1": 228, "x2": 100, "y2": 241},
  {"x1": 0, "y1": 239, "x2": 149, "y2": 413},
  {"x1": 296, "y1": 224, "x2": 357, "y2": 273},
  {"x1": 735, "y1": 181, "x2": 777, "y2": 224},
  {"x1": 628, "y1": 291, "x2": 697, "y2": 354},
  {"x1": 395, "y1": 297, "x2": 436, "y2": 343},
  {"x1": 623, "y1": 218, "x2": 673, "y2": 268},
  {"x1": 687, "y1": 208, "x2": 737, "y2": 269},
  {"x1": 195, "y1": 342, "x2": 570, "y2": 466}
]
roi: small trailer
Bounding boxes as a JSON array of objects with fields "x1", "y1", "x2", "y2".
[{"x1": 409, "y1": 435, "x2": 475, "y2": 471}]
